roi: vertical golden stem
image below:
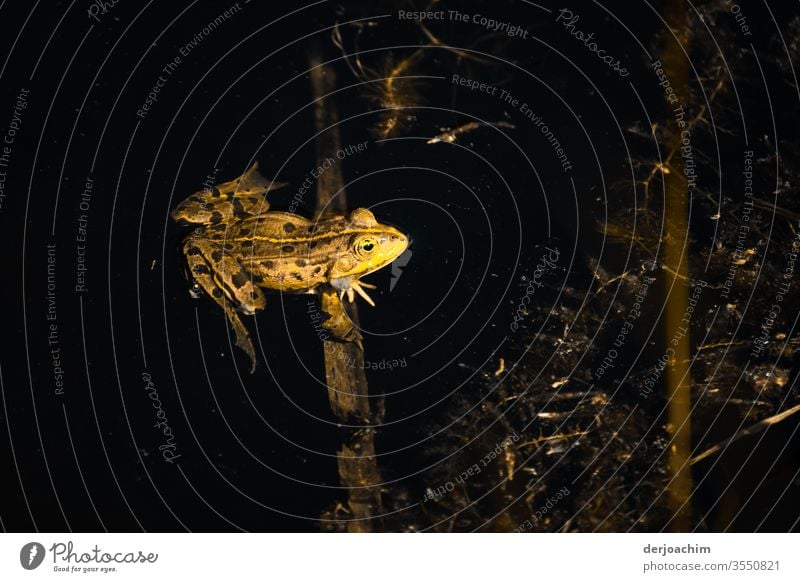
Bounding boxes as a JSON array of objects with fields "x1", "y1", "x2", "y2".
[
  {"x1": 662, "y1": 0, "x2": 692, "y2": 530},
  {"x1": 308, "y1": 49, "x2": 385, "y2": 532}
]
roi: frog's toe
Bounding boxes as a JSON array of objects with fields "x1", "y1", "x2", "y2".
[
  {"x1": 350, "y1": 280, "x2": 376, "y2": 307},
  {"x1": 237, "y1": 294, "x2": 265, "y2": 315}
]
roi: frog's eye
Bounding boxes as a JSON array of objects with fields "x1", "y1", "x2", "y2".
[{"x1": 354, "y1": 237, "x2": 377, "y2": 258}]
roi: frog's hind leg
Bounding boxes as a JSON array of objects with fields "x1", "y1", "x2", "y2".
[
  {"x1": 204, "y1": 250, "x2": 268, "y2": 316},
  {"x1": 210, "y1": 163, "x2": 286, "y2": 218},
  {"x1": 218, "y1": 163, "x2": 285, "y2": 197},
  {"x1": 182, "y1": 163, "x2": 286, "y2": 225},
  {"x1": 183, "y1": 238, "x2": 259, "y2": 372}
]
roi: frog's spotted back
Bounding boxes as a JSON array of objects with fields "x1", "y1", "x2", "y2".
[{"x1": 170, "y1": 163, "x2": 286, "y2": 226}]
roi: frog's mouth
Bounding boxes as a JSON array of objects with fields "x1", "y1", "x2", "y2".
[{"x1": 355, "y1": 230, "x2": 409, "y2": 278}]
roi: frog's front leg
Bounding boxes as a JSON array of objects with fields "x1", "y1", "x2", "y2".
[
  {"x1": 330, "y1": 276, "x2": 378, "y2": 306},
  {"x1": 183, "y1": 237, "x2": 264, "y2": 372},
  {"x1": 319, "y1": 287, "x2": 362, "y2": 347}
]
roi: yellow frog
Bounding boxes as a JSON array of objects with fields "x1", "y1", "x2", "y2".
[{"x1": 171, "y1": 163, "x2": 409, "y2": 372}]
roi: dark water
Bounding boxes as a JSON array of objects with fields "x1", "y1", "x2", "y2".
[{"x1": 1, "y1": 0, "x2": 798, "y2": 532}]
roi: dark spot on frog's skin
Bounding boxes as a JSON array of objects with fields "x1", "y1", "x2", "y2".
[
  {"x1": 292, "y1": 272, "x2": 304, "y2": 281},
  {"x1": 223, "y1": 243, "x2": 234, "y2": 250},
  {"x1": 314, "y1": 266, "x2": 322, "y2": 274},
  {"x1": 209, "y1": 224, "x2": 227, "y2": 233},
  {"x1": 190, "y1": 196, "x2": 204, "y2": 203},
  {"x1": 232, "y1": 271, "x2": 250, "y2": 289},
  {"x1": 308, "y1": 240, "x2": 318, "y2": 249},
  {"x1": 282, "y1": 245, "x2": 294, "y2": 253},
  {"x1": 192, "y1": 264, "x2": 210, "y2": 275},
  {"x1": 239, "y1": 228, "x2": 251, "y2": 236},
  {"x1": 211, "y1": 250, "x2": 223, "y2": 262},
  {"x1": 187, "y1": 246, "x2": 202, "y2": 256},
  {"x1": 241, "y1": 240, "x2": 253, "y2": 248},
  {"x1": 212, "y1": 288, "x2": 224, "y2": 299},
  {"x1": 283, "y1": 223, "x2": 296, "y2": 233},
  {"x1": 211, "y1": 187, "x2": 222, "y2": 198},
  {"x1": 232, "y1": 198, "x2": 246, "y2": 217},
  {"x1": 250, "y1": 272, "x2": 263, "y2": 283},
  {"x1": 251, "y1": 292, "x2": 259, "y2": 300},
  {"x1": 295, "y1": 259, "x2": 307, "y2": 267},
  {"x1": 210, "y1": 211, "x2": 224, "y2": 224},
  {"x1": 260, "y1": 260, "x2": 275, "y2": 269}
]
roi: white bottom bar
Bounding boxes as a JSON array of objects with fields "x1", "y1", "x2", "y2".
[{"x1": 1, "y1": 533, "x2": 797, "y2": 581}]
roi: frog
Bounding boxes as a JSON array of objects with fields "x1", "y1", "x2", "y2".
[{"x1": 171, "y1": 162, "x2": 409, "y2": 372}]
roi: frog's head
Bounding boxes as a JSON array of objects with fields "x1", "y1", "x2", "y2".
[{"x1": 331, "y1": 208, "x2": 409, "y2": 279}]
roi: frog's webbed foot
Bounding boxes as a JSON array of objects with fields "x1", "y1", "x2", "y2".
[
  {"x1": 320, "y1": 287, "x2": 362, "y2": 346},
  {"x1": 221, "y1": 303, "x2": 258, "y2": 373},
  {"x1": 219, "y1": 162, "x2": 286, "y2": 198},
  {"x1": 172, "y1": 163, "x2": 287, "y2": 225}
]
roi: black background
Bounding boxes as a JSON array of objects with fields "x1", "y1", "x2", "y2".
[{"x1": 0, "y1": 0, "x2": 798, "y2": 532}]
